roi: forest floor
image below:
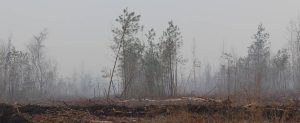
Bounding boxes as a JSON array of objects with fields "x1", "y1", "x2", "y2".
[{"x1": 1, "y1": 96, "x2": 300, "y2": 123}]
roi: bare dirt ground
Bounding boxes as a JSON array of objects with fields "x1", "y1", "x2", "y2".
[{"x1": 1, "y1": 97, "x2": 300, "y2": 123}]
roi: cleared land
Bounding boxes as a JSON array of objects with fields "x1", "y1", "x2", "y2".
[{"x1": 1, "y1": 97, "x2": 300, "y2": 123}]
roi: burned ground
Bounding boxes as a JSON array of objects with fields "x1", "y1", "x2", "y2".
[{"x1": 1, "y1": 97, "x2": 300, "y2": 123}]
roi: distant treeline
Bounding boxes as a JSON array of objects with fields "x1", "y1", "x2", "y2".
[
  {"x1": 107, "y1": 8, "x2": 300, "y2": 101},
  {"x1": 1, "y1": 8, "x2": 300, "y2": 102}
]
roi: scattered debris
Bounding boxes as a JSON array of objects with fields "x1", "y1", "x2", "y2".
[
  {"x1": 1, "y1": 97, "x2": 300, "y2": 122},
  {"x1": 0, "y1": 103, "x2": 30, "y2": 123}
]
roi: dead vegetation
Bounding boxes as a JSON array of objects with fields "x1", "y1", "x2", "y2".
[{"x1": 1, "y1": 97, "x2": 300, "y2": 123}]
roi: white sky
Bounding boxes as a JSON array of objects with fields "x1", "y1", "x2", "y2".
[{"x1": 0, "y1": 0, "x2": 299, "y2": 76}]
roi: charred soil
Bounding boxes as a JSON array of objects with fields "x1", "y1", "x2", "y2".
[{"x1": 1, "y1": 97, "x2": 300, "y2": 123}]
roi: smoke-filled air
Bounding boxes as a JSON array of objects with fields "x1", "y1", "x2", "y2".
[{"x1": 1, "y1": 1, "x2": 300, "y2": 122}]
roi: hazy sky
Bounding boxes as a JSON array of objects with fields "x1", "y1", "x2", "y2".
[{"x1": 0, "y1": 0, "x2": 300, "y2": 76}]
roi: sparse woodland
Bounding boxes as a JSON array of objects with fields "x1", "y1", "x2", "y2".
[{"x1": 1, "y1": 8, "x2": 300, "y2": 103}]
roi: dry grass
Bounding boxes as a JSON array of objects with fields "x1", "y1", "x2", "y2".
[{"x1": 2, "y1": 97, "x2": 300, "y2": 123}]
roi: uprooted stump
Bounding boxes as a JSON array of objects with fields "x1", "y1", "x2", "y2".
[{"x1": 0, "y1": 103, "x2": 29, "y2": 123}]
